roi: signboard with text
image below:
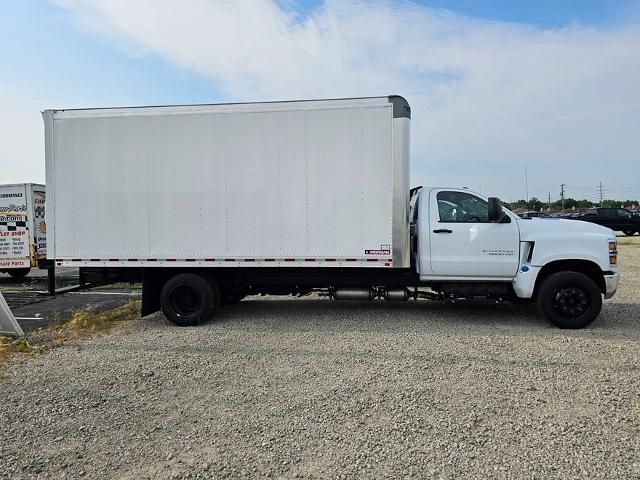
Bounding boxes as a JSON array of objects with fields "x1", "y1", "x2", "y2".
[
  {"x1": 0, "y1": 185, "x2": 30, "y2": 269},
  {"x1": 33, "y1": 189, "x2": 46, "y2": 258}
]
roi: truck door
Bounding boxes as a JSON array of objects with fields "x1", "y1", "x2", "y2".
[
  {"x1": 426, "y1": 189, "x2": 520, "y2": 278},
  {"x1": 597, "y1": 209, "x2": 616, "y2": 230}
]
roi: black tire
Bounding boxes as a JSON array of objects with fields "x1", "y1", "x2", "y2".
[
  {"x1": 536, "y1": 271, "x2": 602, "y2": 329},
  {"x1": 623, "y1": 230, "x2": 635, "y2": 236},
  {"x1": 160, "y1": 273, "x2": 218, "y2": 327},
  {"x1": 200, "y1": 274, "x2": 222, "y2": 307},
  {"x1": 8, "y1": 268, "x2": 30, "y2": 279}
]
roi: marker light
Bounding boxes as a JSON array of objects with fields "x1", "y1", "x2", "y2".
[{"x1": 609, "y1": 240, "x2": 618, "y2": 265}]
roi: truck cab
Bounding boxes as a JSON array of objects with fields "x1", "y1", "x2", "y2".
[{"x1": 411, "y1": 187, "x2": 620, "y2": 328}]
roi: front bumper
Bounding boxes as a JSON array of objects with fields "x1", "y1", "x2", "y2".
[{"x1": 603, "y1": 271, "x2": 620, "y2": 299}]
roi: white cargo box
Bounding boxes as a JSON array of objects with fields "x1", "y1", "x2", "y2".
[
  {"x1": 0, "y1": 183, "x2": 46, "y2": 271},
  {"x1": 43, "y1": 97, "x2": 410, "y2": 268}
]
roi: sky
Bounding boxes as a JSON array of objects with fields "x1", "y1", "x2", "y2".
[{"x1": 1, "y1": 0, "x2": 639, "y2": 203}]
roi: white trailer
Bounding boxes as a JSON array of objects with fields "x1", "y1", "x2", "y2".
[
  {"x1": 43, "y1": 96, "x2": 619, "y2": 329},
  {"x1": 0, "y1": 183, "x2": 46, "y2": 278}
]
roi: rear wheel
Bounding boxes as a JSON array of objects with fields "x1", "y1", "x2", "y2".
[
  {"x1": 536, "y1": 271, "x2": 602, "y2": 329},
  {"x1": 160, "y1": 273, "x2": 219, "y2": 327},
  {"x1": 8, "y1": 268, "x2": 30, "y2": 279}
]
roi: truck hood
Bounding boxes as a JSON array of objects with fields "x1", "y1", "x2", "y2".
[{"x1": 516, "y1": 217, "x2": 614, "y2": 241}]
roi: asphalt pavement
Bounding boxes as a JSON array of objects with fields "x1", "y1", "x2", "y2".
[{"x1": 0, "y1": 268, "x2": 139, "y2": 333}]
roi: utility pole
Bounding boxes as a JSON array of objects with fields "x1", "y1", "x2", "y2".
[
  {"x1": 548, "y1": 192, "x2": 551, "y2": 211},
  {"x1": 525, "y1": 166, "x2": 529, "y2": 208},
  {"x1": 597, "y1": 182, "x2": 605, "y2": 207},
  {"x1": 560, "y1": 184, "x2": 566, "y2": 212}
]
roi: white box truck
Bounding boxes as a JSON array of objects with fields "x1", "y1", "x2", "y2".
[
  {"x1": 0, "y1": 183, "x2": 46, "y2": 278},
  {"x1": 43, "y1": 96, "x2": 619, "y2": 328}
]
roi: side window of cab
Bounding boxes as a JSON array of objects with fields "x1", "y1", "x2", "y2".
[{"x1": 437, "y1": 191, "x2": 489, "y2": 223}]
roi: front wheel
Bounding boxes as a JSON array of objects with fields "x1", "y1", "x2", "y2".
[
  {"x1": 160, "y1": 273, "x2": 219, "y2": 327},
  {"x1": 536, "y1": 271, "x2": 602, "y2": 329}
]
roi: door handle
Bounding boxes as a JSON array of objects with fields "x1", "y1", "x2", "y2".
[{"x1": 433, "y1": 228, "x2": 453, "y2": 233}]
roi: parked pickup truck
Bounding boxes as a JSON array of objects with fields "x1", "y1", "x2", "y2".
[
  {"x1": 43, "y1": 96, "x2": 620, "y2": 329},
  {"x1": 580, "y1": 208, "x2": 640, "y2": 236}
]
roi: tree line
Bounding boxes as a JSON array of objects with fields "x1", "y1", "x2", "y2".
[{"x1": 505, "y1": 197, "x2": 639, "y2": 211}]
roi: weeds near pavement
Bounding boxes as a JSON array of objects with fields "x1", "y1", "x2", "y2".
[
  {"x1": 0, "y1": 300, "x2": 141, "y2": 380},
  {"x1": 0, "y1": 337, "x2": 43, "y2": 358},
  {"x1": 66, "y1": 300, "x2": 140, "y2": 334}
]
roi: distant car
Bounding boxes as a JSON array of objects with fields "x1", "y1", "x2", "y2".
[
  {"x1": 517, "y1": 211, "x2": 549, "y2": 219},
  {"x1": 580, "y1": 207, "x2": 640, "y2": 236}
]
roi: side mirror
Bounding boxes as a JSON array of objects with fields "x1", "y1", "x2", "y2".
[{"x1": 488, "y1": 197, "x2": 503, "y2": 222}]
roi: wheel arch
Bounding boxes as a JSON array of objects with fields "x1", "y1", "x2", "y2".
[{"x1": 533, "y1": 260, "x2": 605, "y2": 298}]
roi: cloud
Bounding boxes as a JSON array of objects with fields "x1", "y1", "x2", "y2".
[{"x1": 50, "y1": 0, "x2": 640, "y2": 199}]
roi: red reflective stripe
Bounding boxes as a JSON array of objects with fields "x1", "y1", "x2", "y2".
[
  {"x1": 56, "y1": 263, "x2": 62, "y2": 266},
  {"x1": 384, "y1": 263, "x2": 391, "y2": 266},
  {"x1": 61, "y1": 257, "x2": 396, "y2": 264}
]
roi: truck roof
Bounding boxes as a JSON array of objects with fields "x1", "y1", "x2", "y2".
[{"x1": 44, "y1": 95, "x2": 411, "y2": 119}]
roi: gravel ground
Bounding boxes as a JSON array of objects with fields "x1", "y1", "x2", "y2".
[{"x1": 1, "y1": 236, "x2": 639, "y2": 480}]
